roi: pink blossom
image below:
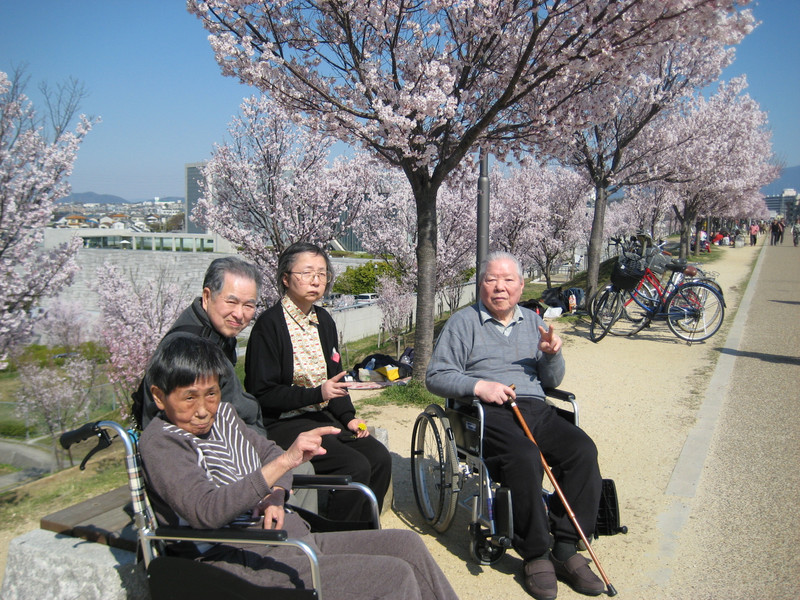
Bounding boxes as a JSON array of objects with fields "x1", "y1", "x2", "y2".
[{"x1": 0, "y1": 71, "x2": 93, "y2": 368}]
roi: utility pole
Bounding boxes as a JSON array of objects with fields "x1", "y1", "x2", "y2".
[{"x1": 476, "y1": 149, "x2": 489, "y2": 296}]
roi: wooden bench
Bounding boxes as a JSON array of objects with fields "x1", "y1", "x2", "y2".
[{"x1": 40, "y1": 485, "x2": 137, "y2": 552}]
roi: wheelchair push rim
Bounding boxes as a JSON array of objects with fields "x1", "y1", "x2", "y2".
[{"x1": 410, "y1": 405, "x2": 459, "y2": 533}]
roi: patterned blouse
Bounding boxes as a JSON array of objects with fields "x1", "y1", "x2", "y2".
[{"x1": 280, "y1": 295, "x2": 328, "y2": 418}]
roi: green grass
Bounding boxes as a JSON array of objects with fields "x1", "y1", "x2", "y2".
[
  {"x1": 360, "y1": 380, "x2": 440, "y2": 409},
  {"x1": 0, "y1": 463, "x2": 20, "y2": 476},
  {"x1": 0, "y1": 450, "x2": 127, "y2": 530}
]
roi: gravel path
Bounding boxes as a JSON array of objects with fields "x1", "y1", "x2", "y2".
[{"x1": 355, "y1": 239, "x2": 800, "y2": 600}]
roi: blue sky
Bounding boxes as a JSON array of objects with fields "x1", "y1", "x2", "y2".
[{"x1": 1, "y1": 1, "x2": 798, "y2": 201}]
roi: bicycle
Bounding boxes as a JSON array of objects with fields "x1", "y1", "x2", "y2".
[{"x1": 590, "y1": 253, "x2": 725, "y2": 344}]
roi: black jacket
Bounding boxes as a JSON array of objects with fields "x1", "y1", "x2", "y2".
[
  {"x1": 137, "y1": 297, "x2": 266, "y2": 435},
  {"x1": 244, "y1": 301, "x2": 355, "y2": 428}
]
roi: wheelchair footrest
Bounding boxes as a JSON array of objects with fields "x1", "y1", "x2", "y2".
[
  {"x1": 595, "y1": 478, "x2": 627, "y2": 536},
  {"x1": 493, "y1": 487, "x2": 514, "y2": 540}
]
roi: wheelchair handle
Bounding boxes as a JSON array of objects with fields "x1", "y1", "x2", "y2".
[
  {"x1": 60, "y1": 422, "x2": 103, "y2": 450},
  {"x1": 60, "y1": 420, "x2": 134, "y2": 471}
]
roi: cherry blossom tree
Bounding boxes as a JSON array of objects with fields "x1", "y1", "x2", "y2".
[
  {"x1": 355, "y1": 163, "x2": 476, "y2": 312},
  {"x1": 189, "y1": 0, "x2": 757, "y2": 378},
  {"x1": 39, "y1": 298, "x2": 95, "y2": 349},
  {"x1": 0, "y1": 70, "x2": 93, "y2": 369},
  {"x1": 376, "y1": 275, "x2": 415, "y2": 357},
  {"x1": 93, "y1": 262, "x2": 193, "y2": 419},
  {"x1": 542, "y1": 31, "x2": 752, "y2": 297},
  {"x1": 612, "y1": 185, "x2": 678, "y2": 241},
  {"x1": 492, "y1": 164, "x2": 591, "y2": 288},
  {"x1": 15, "y1": 355, "x2": 102, "y2": 468},
  {"x1": 192, "y1": 95, "x2": 383, "y2": 303},
  {"x1": 657, "y1": 77, "x2": 778, "y2": 258}
]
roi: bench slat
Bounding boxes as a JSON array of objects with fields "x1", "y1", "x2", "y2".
[{"x1": 40, "y1": 485, "x2": 137, "y2": 552}]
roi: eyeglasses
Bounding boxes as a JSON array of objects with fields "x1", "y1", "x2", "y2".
[{"x1": 291, "y1": 271, "x2": 333, "y2": 284}]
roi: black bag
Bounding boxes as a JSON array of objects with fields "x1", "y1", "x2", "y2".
[
  {"x1": 565, "y1": 287, "x2": 586, "y2": 310},
  {"x1": 541, "y1": 287, "x2": 568, "y2": 311},
  {"x1": 399, "y1": 346, "x2": 414, "y2": 368},
  {"x1": 354, "y1": 353, "x2": 412, "y2": 380},
  {"x1": 519, "y1": 299, "x2": 545, "y2": 316}
]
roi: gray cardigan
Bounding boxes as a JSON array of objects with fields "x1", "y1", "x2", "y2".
[
  {"x1": 426, "y1": 303, "x2": 565, "y2": 399},
  {"x1": 140, "y1": 402, "x2": 308, "y2": 540}
]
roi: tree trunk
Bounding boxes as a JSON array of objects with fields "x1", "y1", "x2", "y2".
[
  {"x1": 671, "y1": 204, "x2": 695, "y2": 260},
  {"x1": 544, "y1": 256, "x2": 553, "y2": 289},
  {"x1": 411, "y1": 183, "x2": 439, "y2": 382},
  {"x1": 586, "y1": 186, "x2": 609, "y2": 300}
]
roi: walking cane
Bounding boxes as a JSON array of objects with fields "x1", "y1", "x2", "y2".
[{"x1": 507, "y1": 386, "x2": 617, "y2": 596}]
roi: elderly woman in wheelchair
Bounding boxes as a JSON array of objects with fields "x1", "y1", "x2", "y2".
[
  {"x1": 138, "y1": 333, "x2": 457, "y2": 600},
  {"x1": 422, "y1": 251, "x2": 624, "y2": 600}
]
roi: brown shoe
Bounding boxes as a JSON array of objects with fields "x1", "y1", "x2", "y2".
[
  {"x1": 552, "y1": 554, "x2": 604, "y2": 596},
  {"x1": 522, "y1": 558, "x2": 558, "y2": 600}
]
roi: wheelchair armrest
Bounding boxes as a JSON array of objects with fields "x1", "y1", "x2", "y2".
[
  {"x1": 149, "y1": 526, "x2": 321, "y2": 592},
  {"x1": 153, "y1": 526, "x2": 287, "y2": 543},
  {"x1": 290, "y1": 474, "x2": 381, "y2": 530},
  {"x1": 543, "y1": 388, "x2": 579, "y2": 427},
  {"x1": 292, "y1": 473, "x2": 352, "y2": 487},
  {"x1": 543, "y1": 388, "x2": 575, "y2": 403},
  {"x1": 447, "y1": 396, "x2": 480, "y2": 410}
]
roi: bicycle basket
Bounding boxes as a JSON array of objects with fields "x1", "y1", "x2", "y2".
[
  {"x1": 645, "y1": 251, "x2": 670, "y2": 275},
  {"x1": 611, "y1": 255, "x2": 645, "y2": 291}
]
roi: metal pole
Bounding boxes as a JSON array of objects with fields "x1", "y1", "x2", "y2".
[{"x1": 476, "y1": 149, "x2": 490, "y2": 296}]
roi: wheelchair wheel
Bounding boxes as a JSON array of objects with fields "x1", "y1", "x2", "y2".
[
  {"x1": 469, "y1": 534, "x2": 506, "y2": 565},
  {"x1": 410, "y1": 405, "x2": 459, "y2": 533}
]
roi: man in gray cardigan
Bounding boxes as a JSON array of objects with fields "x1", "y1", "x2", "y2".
[{"x1": 426, "y1": 251, "x2": 603, "y2": 600}]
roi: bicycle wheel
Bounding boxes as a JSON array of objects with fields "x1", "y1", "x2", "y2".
[
  {"x1": 589, "y1": 288, "x2": 622, "y2": 342},
  {"x1": 666, "y1": 282, "x2": 725, "y2": 342},
  {"x1": 609, "y1": 279, "x2": 653, "y2": 336},
  {"x1": 624, "y1": 278, "x2": 661, "y2": 336},
  {"x1": 586, "y1": 285, "x2": 610, "y2": 319},
  {"x1": 410, "y1": 405, "x2": 459, "y2": 532},
  {"x1": 692, "y1": 277, "x2": 725, "y2": 304}
]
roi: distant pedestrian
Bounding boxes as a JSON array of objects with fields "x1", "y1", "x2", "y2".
[
  {"x1": 749, "y1": 222, "x2": 759, "y2": 246},
  {"x1": 771, "y1": 220, "x2": 781, "y2": 246}
]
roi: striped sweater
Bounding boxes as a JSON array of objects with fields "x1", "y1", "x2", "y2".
[{"x1": 140, "y1": 402, "x2": 309, "y2": 539}]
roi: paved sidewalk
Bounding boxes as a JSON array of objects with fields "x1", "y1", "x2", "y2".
[{"x1": 661, "y1": 241, "x2": 800, "y2": 599}]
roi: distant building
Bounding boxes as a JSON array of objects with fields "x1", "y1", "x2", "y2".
[
  {"x1": 185, "y1": 162, "x2": 206, "y2": 234},
  {"x1": 764, "y1": 189, "x2": 799, "y2": 218},
  {"x1": 64, "y1": 214, "x2": 87, "y2": 228}
]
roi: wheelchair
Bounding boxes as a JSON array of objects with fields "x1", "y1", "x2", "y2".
[
  {"x1": 60, "y1": 420, "x2": 380, "y2": 600},
  {"x1": 411, "y1": 389, "x2": 626, "y2": 565}
]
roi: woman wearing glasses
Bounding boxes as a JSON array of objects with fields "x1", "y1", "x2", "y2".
[{"x1": 245, "y1": 242, "x2": 391, "y2": 523}]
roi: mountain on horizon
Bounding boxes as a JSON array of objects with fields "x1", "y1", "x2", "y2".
[
  {"x1": 59, "y1": 191, "x2": 128, "y2": 204},
  {"x1": 763, "y1": 164, "x2": 800, "y2": 196},
  {"x1": 58, "y1": 191, "x2": 185, "y2": 204}
]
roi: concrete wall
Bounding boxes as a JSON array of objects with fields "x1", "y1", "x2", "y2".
[{"x1": 41, "y1": 248, "x2": 476, "y2": 349}]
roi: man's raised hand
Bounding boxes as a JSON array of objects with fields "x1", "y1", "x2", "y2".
[{"x1": 538, "y1": 324, "x2": 562, "y2": 354}]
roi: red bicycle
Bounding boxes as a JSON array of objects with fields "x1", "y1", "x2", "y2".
[{"x1": 590, "y1": 252, "x2": 725, "y2": 343}]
